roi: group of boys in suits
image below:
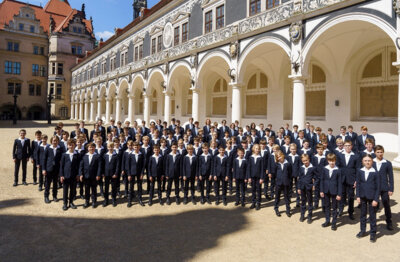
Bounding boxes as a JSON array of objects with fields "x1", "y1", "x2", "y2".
[{"x1": 12, "y1": 119, "x2": 394, "y2": 242}]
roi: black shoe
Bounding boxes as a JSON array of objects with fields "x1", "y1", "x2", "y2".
[
  {"x1": 117, "y1": 192, "x2": 121, "y2": 198},
  {"x1": 322, "y1": 222, "x2": 330, "y2": 228},
  {"x1": 250, "y1": 203, "x2": 256, "y2": 209},
  {"x1": 223, "y1": 200, "x2": 227, "y2": 206},
  {"x1": 229, "y1": 189, "x2": 233, "y2": 195},
  {"x1": 80, "y1": 195, "x2": 85, "y2": 199},
  {"x1": 145, "y1": 190, "x2": 149, "y2": 195},
  {"x1": 62, "y1": 204, "x2": 68, "y2": 211},
  {"x1": 127, "y1": 202, "x2": 132, "y2": 208},
  {"x1": 191, "y1": 197, "x2": 196, "y2": 205},
  {"x1": 296, "y1": 203, "x2": 300, "y2": 208},
  {"x1": 33, "y1": 181, "x2": 38, "y2": 185},
  {"x1": 275, "y1": 210, "x2": 281, "y2": 217},
  {"x1": 38, "y1": 186, "x2": 42, "y2": 191},
  {"x1": 207, "y1": 198, "x2": 211, "y2": 205},
  {"x1": 331, "y1": 224, "x2": 337, "y2": 231},
  {"x1": 176, "y1": 198, "x2": 180, "y2": 205},
  {"x1": 53, "y1": 197, "x2": 58, "y2": 203},
  {"x1": 286, "y1": 211, "x2": 291, "y2": 217},
  {"x1": 387, "y1": 223, "x2": 394, "y2": 231},
  {"x1": 356, "y1": 231, "x2": 367, "y2": 238},
  {"x1": 215, "y1": 199, "x2": 220, "y2": 206},
  {"x1": 112, "y1": 200, "x2": 117, "y2": 207},
  {"x1": 370, "y1": 234, "x2": 376, "y2": 243},
  {"x1": 349, "y1": 214, "x2": 355, "y2": 220},
  {"x1": 313, "y1": 204, "x2": 318, "y2": 210},
  {"x1": 148, "y1": 200, "x2": 153, "y2": 206},
  {"x1": 102, "y1": 201, "x2": 108, "y2": 207},
  {"x1": 139, "y1": 200, "x2": 145, "y2": 206},
  {"x1": 338, "y1": 210, "x2": 343, "y2": 217},
  {"x1": 183, "y1": 198, "x2": 188, "y2": 205},
  {"x1": 300, "y1": 216, "x2": 305, "y2": 222},
  {"x1": 92, "y1": 202, "x2": 97, "y2": 208},
  {"x1": 23, "y1": 182, "x2": 28, "y2": 186},
  {"x1": 241, "y1": 202, "x2": 245, "y2": 207},
  {"x1": 83, "y1": 201, "x2": 89, "y2": 208},
  {"x1": 13, "y1": 182, "x2": 17, "y2": 187},
  {"x1": 200, "y1": 198, "x2": 205, "y2": 205},
  {"x1": 307, "y1": 217, "x2": 312, "y2": 224},
  {"x1": 70, "y1": 203, "x2": 77, "y2": 209},
  {"x1": 159, "y1": 198, "x2": 164, "y2": 205},
  {"x1": 44, "y1": 197, "x2": 50, "y2": 204},
  {"x1": 234, "y1": 201, "x2": 239, "y2": 206},
  {"x1": 166, "y1": 198, "x2": 171, "y2": 205},
  {"x1": 256, "y1": 203, "x2": 260, "y2": 210}
]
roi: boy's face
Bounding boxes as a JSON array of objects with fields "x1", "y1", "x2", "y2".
[
  {"x1": 154, "y1": 148, "x2": 160, "y2": 155},
  {"x1": 344, "y1": 143, "x2": 352, "y2": 153},
  {"x1": 328, "y1": 160, "x2": 335, "y2": 167},
  {"x1": 337, "y1": 141, "x2": 343, "y2": 148},
  {"x1": 108, "y1": 146, "x2": 113, "y2": 152},
  {"x1": 284, "y1": 138, "x2": 290, "y2": 144},
  {"x1": 128, "y1": 145, "x2": 133, "y2": 150},
  {"x1": 363, "y1": 157, "x2": 372, "y2": 168},
  {"x1": 278, "y1": 155, "x2": 285, "y2": 163},
  {"x1": 42, "y1": 138, "x2": 47, "y2": 144},
  {"x1": 187, "y1": 148, "x2": 193, "y2": 155},
  {"x1": 114, "y1": 142, "x2": 120, "y2": 148},
  {"x1": 171, "y1": 145, "x2": 177, "y2": 153},
  {"x1": 88, "y1": 146, "x2": 95, "y2": 153},
  {"x1": 294, "y1": 126, "x2": 298, "y2": 132},
  {"x1": 20, "y1": 131, "x2": 26, "y2": 138},
  {"x1": 302, "y1": 158, "x2": 310, "y2": 166},
  {"x1": 52, "y1": 139, "x2": 58, "y2": 147},
  {"x1": 254, "y1": 146, "x2": 260, "y2": 154},
  {"x1": 375, "y1": 149, "x2": 383, "y2": 160},
  {"x1": 260, "y1": 144, "x2": 266, "y2": 150},
  {"x1": 77, "y1": 140, "x2": 82, "y2": 147},
  {"x1": 238, "y1": 150, "x2": 244, "y2": 158},
  {"x1": 241, "y1": 143, "x2": 247, "y2": 149},
  {"x1": 36, "y1": 134, "x2": 41, "y2": 140},
  {"x1": 161, "y1": 141, "x2": 166, "y2": 147},
  {"x1": 341, "y1": 128, "x2": 346, "y2": 134},
  {"x1": 290, "y1": 147, "x2": 296, "y2": 154},
  {"x1": 299, "y1": 133, "x2": 304, "y2": 138},
  {"x1": 68, "y1": 144, "x2": 75, "y2": 151},
  {"x1": 303, "y1": 142, "x2": 309, "y2": 149},
  {"x1": 202, "y1": 147, "x2": 209, "y2": 154},
  {"x1": 362, "y1": 129, "x2": 368, "y2": 136},
  {"x1": 366, "y1": 142, "x2": 373, "y2": 151},
  {"x1": 133, "y1": 145, "x2": 139, "y2": 152},
  {"x1": 96, "y1": 139, "x2": 102, "y2": 145},
  {"x1": 316, "y1": 148, "x2": 324, "y2": 155},
  {"x1": 219, "y1": 148, "x2": 225, "y2": 155},
  {"x1": 328, "y1": 130, "x2": 332, "y2": 135},
  {"x1": 348, "y1": 127, "x2": 353, "y2": 132},
  {"x1": 143, "y1": 139, "x2": 149, "y2": 145}
]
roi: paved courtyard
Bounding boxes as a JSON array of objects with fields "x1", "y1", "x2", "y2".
[{"x1": 0, "y1": 121, "x2": 399, "y2": 262}]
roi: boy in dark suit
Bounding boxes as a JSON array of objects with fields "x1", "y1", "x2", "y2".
[
  {"x1": 373, "y1": 145, "x2": 394, "y2": 231},
  {"x1": 128, "y1": 142, "x2": 145, "y2": 207},
  {"x1": 102, "y1": 142, "x2": 120, "y2": 207},
  {"x1": 121, "y1": 140, "x2": 134, "y2": 199},
  {"x1": 148, "y1": 145, "x2": 164, "y2": 206},
  {"x1": 79, "y1": 143, "x2": 102, "y2": 208},
  {"x1": 42, "y1": 136, "x2": 64, "y2": 203},
  {"x1": 287, "y1": 143, "x2": 300, "y2": 207},
  {"x1": 59, "y1": 139, "x2": 79, "y2": 210},
  {"x1": 165, "y1": 142, "x2": 181, "y2": 205},
  {"x1": 182, "y1": 145, "x2": 198, "y2": 205},
  {"x1": 356, "y1": 154, "x2": 380, "y2": 242},
  {"x1": 37, "y1": 134, "x2": 49, "y2": 191},
  {"x1": 356, "y1": 126, "x2": 375, "y2": 153},
  {"x1": 233, "y1": 148, "x2": 247, "y2": 207},
  {"x1": 297, "y1": 154, "x2": 316, "y2": 223},
  {"x1": 273, "y1": 151, "x2": 292, "y2": 217},
  {"x1": 30, "y1": 130, "x2": 42, "y2": 185},
  {"x1": 247, "y1": 144, "x2": 265, "y2": 210},
  {"x1": 311, "y1": 144, "x2": 327, "y2": 209},
  {"x1": 213, "y1": 146, "x2": 229, "y2": 206},
  {"x1": 320, "y1": 153, "x2": 342, "y2": 230},
  {"x1": 198, "y1": 143, "x2": 213, "y2": 204},
  {"x1": 12, "y1": 129, "x2": 31, "y2": 186}
]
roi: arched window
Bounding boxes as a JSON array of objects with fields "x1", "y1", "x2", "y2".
[
  {"x1": 151, "y1": 90, "x2": 157, "y2": 115},
  {"x1": 245, "y1": 72, "x2": 268, "y2": 116},
  {"x1": 358, "y1": 47, "x2": 398, "y2": 119},
  {"x1": 138, "y1": 92, "x2": 144, "y2": 114},
  {"x1": 306, "y1": 64, "x2": 326, "y2": 118},
  {"x1": 59, "y1": 106, "x2": 68, "y2": 118},
  {"x1": 212, "y1": 78, "x2": 227, "y2": 116}
]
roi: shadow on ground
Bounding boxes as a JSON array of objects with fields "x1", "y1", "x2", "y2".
[{"x1": 0, "y1": 198, "x2": 248, "y2": 262}]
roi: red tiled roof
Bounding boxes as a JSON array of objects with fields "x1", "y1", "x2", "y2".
[{"x1": 0, "y1": 0, "x2": 92, "y2": 35}]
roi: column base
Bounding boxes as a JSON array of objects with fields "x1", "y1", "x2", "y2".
[{"x1": 392, "y1": 155, "x2": 400, "y2": 169}]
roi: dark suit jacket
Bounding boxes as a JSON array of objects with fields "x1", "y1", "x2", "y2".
[
  {"x1": 356, "y1": 168, "x2": 380, "y2": 202},
  {"x1": 79, "y1": 153, "x2": 102, "y2": 179},
  {"x1": 198, "y1": 154, "x2": 213, "y2": 177},
  {"x1": 338, "y1": 153, "x2": 360, "y2": 185},
  {"x1": 129, "y1": 152, "x2": 145, "y2": 176},
  {"x1": 59, "y1": 152, "x2": 80, "y2": 179},
  {"x1": 148, "y1": 155, "x2": 164, "y2": 178},
  {"x1": 102, "y1": 153, "x2": 120, "y2": 177},
  {"x1": 12, "y1": 138, "x2": 31, "y2": 159},
  {"x1": 213, "y1": 155, "x2": 229, "y2": 178},
  {"x1": 320, "y1": 167, "x2": 342, "y2": 195},
  {"x1": 42, "y1": 146, "x2": 64, "y2": 173},
  {"x1": 373, "y1": 159, "x2": 394, "y2": 192},
  {"x1": 274, "y1": 161, "x2": 291, "y2": 186},
  {"x1": 298, "y1": 165, "x2": 316, "y2": 190},
  {"x1": 233, "y1": 158, "x2": 247, "y2": 180},
  {"x1": 356, "y1": 134, "x2": 375, "y2": 152},
  {"x1": 182, "y1": 155, "x2": 198, "y2": 178},
  {"x1": 165, "y1": 153, "x2": 182, "y2": 178}
]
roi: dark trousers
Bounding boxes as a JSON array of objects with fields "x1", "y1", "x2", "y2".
[
  {"x1": 184, "y1": 177, "x2": 195, "y2": 198},
  {"x1": 360, "y1": 197, "x2": 377, "y2": 235},
  {"x1": 98, "y1": 177, "x2": 104, "y2": 194},
  {"x1": 38, "y1": 166, "x2": 44, "y2": 186},
  {"x1": 77, "y1": 180, "x2": 84, "y2": 197},
  {"x1": 149, "y1": 176, "x2": 162, "y2": 199},
  {"x1": 270, "y1": 177, "x2": 276, "y2": 197},
  {"x1": 228, "y1": 176, "x2": 233, "y2": 192},
  {"x1": 198, "y1": 176, "x2": 212, "y2": 199},
  {"x1": 32, "y1": 160, "x2": 38, "y2": 183},
  {"x1": 166, "y1": 176, "x2": 180, "y2": 198},
  {"x1": 236, "y1": 179, "x2": 245, "y2": 203},
  {"x1": 121, "y1": 173, "x2": 128, "y2": 196},
  {"x1": 339, "y1": 184, "x2": 354, "y2": 215},
  {"x1": 104, "y1": 176, "x2": 118, "y2": 200},
  {"x1": 214, "y1": 178, "x2": 227, "y2": 200},
  {"x1": 128, "y1": 175, "x2": 142, "y2": 201},
  {"x1": 62, "y1": 178, "x2": 77, "y2": 204},
  {"x1": 44, "y1": 170, "x2": 58, "y2": 198},
  {"x1": 274, "y1": 184, "x2": 290, "y2": 212},
  {"x1": 323, "y1": 193, "x2": 338, "y2": 224},
  {"x1": 251, "y1": 178, "x2": 261, "y2": 204},
  {"x1": 380, "y1": 191, "x2": 392, "y2": 225},
  {"x1": 84, "y1": 177, "x2": 97, "y2": 203},
  {"x1": 14, "y1": 158, "x2": 27, "y2": 183},
  {"x1": 300, "y1": 188, "x2": 313, "y2": 218},
  {"x1": 314, "y1": 184, "x2": 323, "y2": 207},
  {"x1": 290, "y1": 177, "x2": 300, "y2": 204}
]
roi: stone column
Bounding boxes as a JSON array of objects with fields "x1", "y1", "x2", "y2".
[
  {"x1": 84, "y1": 100, "x2": 89, "y2": 122},
  {"x1": 75, "y1": 103, "x2": 79, "y2": 120},
  {"x1": 97, "y1": 98, "x2": 102, "y2": 121},
  {"x1": 79, "y1": 101, "x2": 83, "y2": 120},
  {"x1": 164, "y1": 91, "x2": 171, "y2": 123},
  {"x1": 231, "y1": 84, "x2": 242, "y2": 124},
  {"x1": 115, "y1": 97, "x2": 121, "y2": 122},
  {"x1": 392, "y1": 63, "x2": 400, "y2": 168},
  {"x1": 128, "y1": 94, "x2": 135, "y2": 123},
  {"x1": 90, "y1": 99, "x2": 95, "y2": 123},
  {"x1": 70, "y1": 102, "x2": 75, "y2": 120},
  {"x1": 105, "y1": 98, "x2": 111, "y2": 124},
  {"x1": 291, "y1": 76, "x2": 306, "y2": 129},
  {"x1": 143, "y1": 93, "x2": 150, "y2": 126},
  {"x1": 192, "y1": 88, "x2": 199, "y2": 122}
]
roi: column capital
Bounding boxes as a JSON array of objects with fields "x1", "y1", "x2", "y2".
[
  {"x1": 289, "y1": 74, "x2": 306, "y2": 81},
  {"x1": 128, "y1": 93, "x2": 135, "y2": 99},
  {"x1": 228, "y1": 82, "x2": 244, "y2": 89},
  {"x1": 392, "y1": 61, "x2": 400, "y2": 69},
  {"x1": 190, "y1": 86, "x2": 200, "y2": 93}
]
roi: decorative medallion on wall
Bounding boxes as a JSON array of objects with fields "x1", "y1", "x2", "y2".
[{"x1": 163, "y1": 22, "x2": 173, "y2": 48}]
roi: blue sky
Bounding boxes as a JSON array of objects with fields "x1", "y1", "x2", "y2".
[{"x1": 29, "y1": 0, "x2": 159, "y2": 40}]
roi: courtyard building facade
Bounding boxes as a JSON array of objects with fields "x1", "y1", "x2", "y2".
[{"x1": 70, "y1": 0, "x2": 400, "y2": 166}]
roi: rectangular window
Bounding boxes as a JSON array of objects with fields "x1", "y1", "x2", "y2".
[
  {"x1": 205, "y1": 11, "x2": 213, "y2": 33},
  {"x1": 182, "y1": 23, "x2": 188, "y2": 43},
  {"x1": 30, "y1": 25, "x2": 35, "y2": 33},
  {"x1": 121, "y1": 52, "x2": 125, "y2": 66},
  {"x1": 157, "y1": 35, "x2": 162, "y2": 52},
  {"x1": 216, "y1": 5, "x2": 225, "y2": 29},
  {"x1": 32, "y1": 64, "x2": 39, "y2": 76},
  {"x1": 151, "y1": 38, "x2": 156, "y2": 54},
  {"x1": 7, "y1": 42, "x2": 13, "y2": 51},
  {"x1": 135, "y1": 46, "x2": 139, "y2": 61},
  {"x1": 73, "y1": 27, "x2": 77, "y2": 33},
  {"x1": 40, "y1": 46, "x2": 44, "y2": 55},
  {"x1": 5, "y1": 61, "x2": 12, "y2": 74},
  {"x1": 19, "y1": 23, "x2": 24, "y2": 31},
  {"x1": 56, "y1": 84, "x2": 62, "y2": 99},
  {"x1": 139, "y1": 44, "x2": 143, "y2": 59},
  {"x1": 174, "y1": 27, "x2": 180, "y2": 46},
  {"x1": 51, "y1": 63, "x2": 56, "y2": 75},
  {"x1": 102, "y1": 62, "x2": 106, "y2": 74},
  {"x1": 29, "y1": 84, "x2": 35, "y2": 96},
  {"x1": 13, "y1": 62, "x2": 21, "y2": 75},
  {"x1": 36, "y1": 85, "x2": 41, "y2": 96},
  {"x1": 50, "y1": 83, "x2": 54, "y2": 95},
  {"x1": 14, "y1": 42, "x2": 19, "y2": 52},
  {"x1": 40, "y1": 66, "x2": 46, "y2": 77},
  {"x1": 250, "y1": 0, "x2": 261, "y2": 16},
  {"x1": 57, "y1": 63, "x2": 63, "y2": 75},
  {"x1": 8, "y1": 82, "x2": 14, "y2": 95},
  {"x1": 15, "y1": 83, "x2": 21, "y2": 95},
  {"x1": 33, "y1": 46, "x2": 39, "y2": 55},
  {"x1": 110, "y1": 57, "x2": 116, "y2": 71},
  {"x1": 266, "y1": 0, "x2": 280, "y2": 9}
]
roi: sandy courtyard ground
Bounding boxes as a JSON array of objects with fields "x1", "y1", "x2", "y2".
[{"x1": 0, "y1": 121, "x2": 399, "y2": 262}]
